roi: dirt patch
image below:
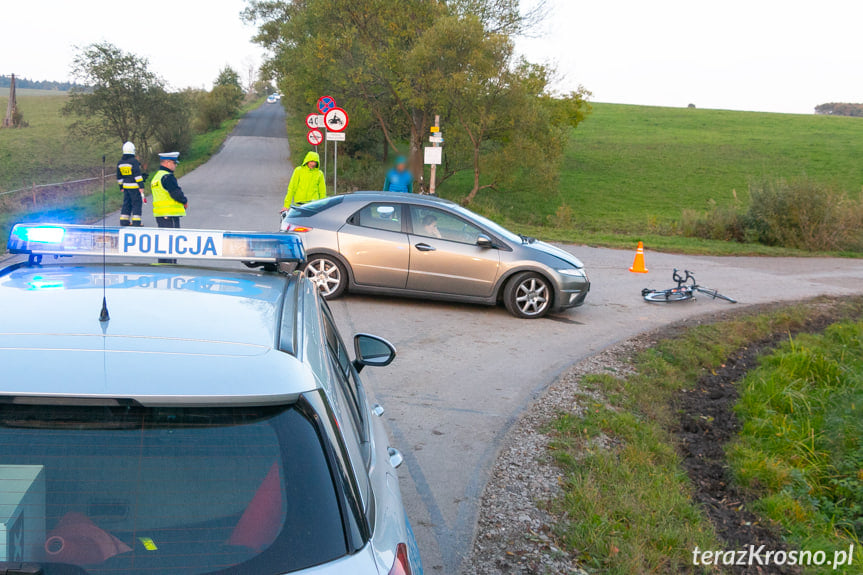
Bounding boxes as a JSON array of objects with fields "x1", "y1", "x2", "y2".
[
  {"x1": 674, "y1": 313, "x2": 839, "y2": 575},
  {"x1": 676, "y1": 339, "x2": 799, "y2": 574}
]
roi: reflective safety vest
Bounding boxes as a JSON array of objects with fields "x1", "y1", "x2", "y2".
[{"x1": 151, "y1": 170, "x2": 186, "y2": 217}]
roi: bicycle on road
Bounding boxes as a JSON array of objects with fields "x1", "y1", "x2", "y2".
[{"x1": 642, "y1": 269, "x2": 737, "y2": 304}]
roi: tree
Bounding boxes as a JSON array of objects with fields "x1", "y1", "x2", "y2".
[
  {"x1": 197, "y1": 67, "x2": 245, "y2": 131},
  {"x1": 245, "y1": 0, "x2": 446, "y2": 177},
  {"x1": 815, "y1": 102, "x2": 863, "y2": 117},
  {"x1": 63, "y1": 43, "x2": 170, "y2": 164},
  {"x1": 244, "y1": 0, "x2": 591, "y2": 197}
]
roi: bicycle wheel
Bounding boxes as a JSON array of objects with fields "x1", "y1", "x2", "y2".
[
  {"x1": 695, "y1": 287, "x2": 737, "y2": 304},
  {"x1": 643, "y1": 288, "x2": 693, "y2": 303}
]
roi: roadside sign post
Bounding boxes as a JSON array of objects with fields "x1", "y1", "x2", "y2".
[
  {"x1": 317, "y1": 97, "x2": 337, "y2": 190},
  {"x1": 425, "y1": 115, "x2": 443, "y2": 195},
  {"x1": 324, "y1": 107, "x2": 349, "y2": 195}
]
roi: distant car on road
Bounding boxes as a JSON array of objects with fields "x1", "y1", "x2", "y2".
[
  {"x1": 267, "y1": 93, "x2": 278, "y2": 104},
  {"x1": 0, "y1": 224, "x2": 423, "y2": 575},
  {"x1": 281, "y1": 192, "x2": 590, "y2": 318}
]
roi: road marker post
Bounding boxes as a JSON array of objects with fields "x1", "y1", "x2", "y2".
[{"x1": 425, "y1": 116, "x2": 442, "y2": 195}]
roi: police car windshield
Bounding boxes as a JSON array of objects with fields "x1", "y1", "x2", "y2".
[{"x1": 0, "y1": 403, "x2": 347, "y2": 574}]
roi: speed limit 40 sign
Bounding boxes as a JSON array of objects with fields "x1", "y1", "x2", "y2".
[{"x1": 305, "y1": 113, "x2": 325, "y2": 129}]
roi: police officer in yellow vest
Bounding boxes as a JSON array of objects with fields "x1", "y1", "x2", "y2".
[{"x1": 151, "y1": 152, "x2": 188, "y2": 263}]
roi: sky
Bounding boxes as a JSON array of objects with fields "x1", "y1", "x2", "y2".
[
  {"x1": 518, "y1": 0, "x2": 863, "y2": 114},
  {"x1": 1, "y1": 0, "x2": 262, "y2": 91},
  {"x1": 3, "y1": 0, "x2": 863, "y2": 114}
]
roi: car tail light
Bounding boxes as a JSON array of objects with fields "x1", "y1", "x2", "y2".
[
  {"x1": 388, "y1": 543, "x2": 412, "y2": 575},
  {"x1": 285, "y1": 224, "x2": 313, "y2": 233}
]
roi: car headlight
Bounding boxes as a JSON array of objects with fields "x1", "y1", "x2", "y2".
[{"x1": 557, "y1": 268, "x2": 587, "y2": 279}]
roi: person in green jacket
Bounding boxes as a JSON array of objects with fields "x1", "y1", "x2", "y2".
[{"x1": 283, "y1": 151, "x2": 326, "y2": 208}]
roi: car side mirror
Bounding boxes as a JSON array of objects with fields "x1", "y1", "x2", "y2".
[
  {"x1": 476, "y1": 234, "x2": 494, "y2": 248},
  {"x1": 353, "y1": 333, "x2": 397, "y2": 372}
]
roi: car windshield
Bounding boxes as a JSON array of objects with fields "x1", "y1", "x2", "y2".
[
  {"x1": 448, "y1": 204, "x2": 523, "y2": 244},
  {"x1": 287, "y1": 196, "x2": 344, "y2": 217},
  {"x1": 0, "y1": 402, "x2": 347, "y2": 575}
]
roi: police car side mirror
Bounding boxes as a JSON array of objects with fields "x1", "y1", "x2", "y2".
[{"x1": 353, "y1": 333, "x2": 396, "y2": 372}]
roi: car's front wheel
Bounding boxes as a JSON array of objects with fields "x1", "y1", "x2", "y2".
[
  {"x1": 503, "y1": 272, "x2": 552, "y2": 319},
  {"x1": 304, "y1": 255, "x2": 347, "y2": 299}
]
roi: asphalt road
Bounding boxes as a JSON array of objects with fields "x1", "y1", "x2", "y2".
[{"x1": 98, "y1": 103, "x2": 863, "y2": 573}]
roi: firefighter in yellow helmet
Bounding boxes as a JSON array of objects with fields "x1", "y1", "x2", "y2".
[{"x1": 150, "y1": 152, "x2": 188, "y2": 263}]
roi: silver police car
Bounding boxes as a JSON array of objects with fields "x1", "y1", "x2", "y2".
[{"x1": 0, "y1": 224, "x2": 422, "y2": 575}]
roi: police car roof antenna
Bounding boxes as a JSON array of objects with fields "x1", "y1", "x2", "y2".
[{"x1": 98, "y1": 154, "x2": 110, "y2": 323}]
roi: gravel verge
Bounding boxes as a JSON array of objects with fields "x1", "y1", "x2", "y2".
[{"x1": 460, "y1": 336, "x2": 652, "y2": 575}]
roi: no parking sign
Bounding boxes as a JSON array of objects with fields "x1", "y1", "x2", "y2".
[{"x1": 317, "y1": 95, "x2": 336, "y2": 114}]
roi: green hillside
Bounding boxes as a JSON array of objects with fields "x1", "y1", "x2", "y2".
[
  {"x1": 0, "y1": 89, "x2": 109, "y2": 192},
  {"x1": 442, "y1": 103, "x2": 863, "y2": 254}
]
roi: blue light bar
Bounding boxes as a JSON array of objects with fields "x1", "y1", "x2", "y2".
[
  {"x1": 10, "y1": 225, "x2": 66, "y2": 244},
  {"x1": 7, "y1": 224, "x2": 306, "y2": 264}
]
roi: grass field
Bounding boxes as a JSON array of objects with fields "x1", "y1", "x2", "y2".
[
  {"x1": 0, "y1": 88, "x2": 109, "y2": 191},
  {"x1": 0, "y1": 90, "x2": 264, "y2": 254},
  {"x1": 440, "y1": 103, "x2": 863, "y2": 254},
  {"x1": 549, "y1": 299, "x2": 863, "y2": 574}
]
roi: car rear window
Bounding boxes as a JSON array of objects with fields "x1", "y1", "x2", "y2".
[
  {"x1": 287, "y1": 195, "x2": 344, "y2": 217},
  {"x1": 0, "y1": 402, "x2": 347, "y2": 574}
]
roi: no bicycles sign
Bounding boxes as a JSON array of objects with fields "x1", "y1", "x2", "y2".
[{"x1": 307, "y1": 129, "x2": 324, "y2": 146}]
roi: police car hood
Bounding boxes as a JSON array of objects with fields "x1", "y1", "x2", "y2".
[{"x1": 0, "y1": 265, "x2": 315, "y2": 406}]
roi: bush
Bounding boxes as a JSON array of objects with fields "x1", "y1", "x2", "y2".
[
  {"x1": 153, "y1": 91, "x2": 195, "y2": 157},
  {"x1": 682, "y1": 180, "x2": 863, "y2": 251},
  {"x1": 746, "y1": 179, "x2": 863, "y2": 251},
  {"x1": 195, "y1": 67, "x2": 244, "y2": 132}
]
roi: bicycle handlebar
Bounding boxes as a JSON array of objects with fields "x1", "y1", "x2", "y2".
[{"x1": 673, "y1": 268, "x2": 695, "y2": 286}]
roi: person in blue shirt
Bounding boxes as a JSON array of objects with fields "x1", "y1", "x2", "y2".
[{"x1": 383, "y1": 156, "x2": 414, "y2": 193}]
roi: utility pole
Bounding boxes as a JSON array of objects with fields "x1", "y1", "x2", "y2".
[
  {"x1": 2, "y1": 73, "x2": 19, "y2": 128},
  {"x1": 429, "y1": 115, "x2": 440, "y2": 196}
]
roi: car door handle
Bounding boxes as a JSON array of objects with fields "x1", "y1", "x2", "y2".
[
  {"x1": 415, "y1": 243, "x2": 436, "y2": 252},
  {"x1": 388, "y1": 447, "x2": 404, "y2": 469}
]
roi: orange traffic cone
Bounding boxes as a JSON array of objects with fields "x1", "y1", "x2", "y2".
[{"x1": 629, "y1": 241, "x2": 648, "y2": 273}]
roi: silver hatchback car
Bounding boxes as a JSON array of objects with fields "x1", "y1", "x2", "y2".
[
  {"x1": 0, "y1": 224, "x2": 422, "y2": 575},
  {"x1": 282, "y1": 192, "x2": 590, "y2": 318}
]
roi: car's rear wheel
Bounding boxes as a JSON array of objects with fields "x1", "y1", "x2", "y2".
[
  {"x1": 305, "y1": 255, "x2": 347, "y2": 299},
  {"x1": 504, "y1": 272, "x2": 552, "y2": 319}
]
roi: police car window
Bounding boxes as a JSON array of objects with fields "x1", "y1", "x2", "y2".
[
  {"x1": 321, "y1": 306, "x2": 365, "y2": 434},
  {"x1": 354, "y1": 203, "x2": 403, "y2": 233},
  {"x1": 409, "y1": 206, "x2": 483, "y2": 244},
  {"x1": 0, "y1": 403, "x2": 348, "y2": 575}
]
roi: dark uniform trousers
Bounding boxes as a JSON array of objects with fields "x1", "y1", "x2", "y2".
[
  {"x1": 121, "y1": 189, "x2": 143, "y2": 227},
  {"x1": 155, "y1": 216, "x2": 181, "y2": 263}
]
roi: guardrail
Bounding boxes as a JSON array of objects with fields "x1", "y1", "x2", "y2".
[
  {"x1": 0, "y1": 171, "x2": 108, "y2": 210},
  {"x1": 0, "y1": 176, "x2": 105, "y2": 198}
]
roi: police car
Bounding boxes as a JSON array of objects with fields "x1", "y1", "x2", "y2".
[{"x1": 0, "y1": 224, "x2": 422, "y2": 575}]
